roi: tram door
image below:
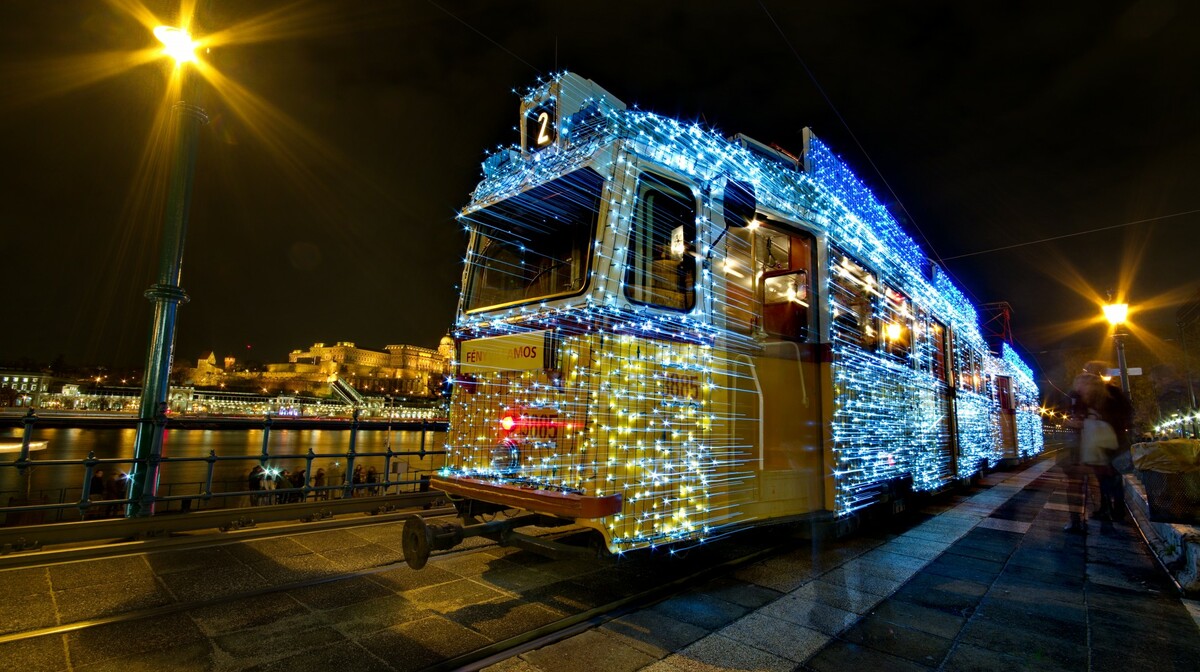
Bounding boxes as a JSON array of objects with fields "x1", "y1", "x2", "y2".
[
  {"x1": 720, "y1": 223, "x2": 823, "y2": 515},
  {"x1": 996, "y1": 376, "x2": 1018, "y2": 459}
]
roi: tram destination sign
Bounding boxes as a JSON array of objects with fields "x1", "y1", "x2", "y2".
[{"x1": 459, "y1": 330, "x2": 555, "y2": 373}]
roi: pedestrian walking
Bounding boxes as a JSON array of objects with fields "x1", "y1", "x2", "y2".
[
  {"x1": 248, "y1": 465, "x2": 264, "y2": 506},
  {"x1": 290, "y1": 469, "x2": 307, "y2": 502},
  {"x1": 1064, "y1": 361, "x2": 1125, "y2": 533},
  {"x1": 366, "y1": 466, "x2": 379, "y2": 496},
  {"x1": 87, "y1": 468, "x2": 106, "y2": 519},
  {"x1": 277, "y1": 469, "x2": 291, "y2": 504},
  {"x1": 313, "y1": 467, "x2": 328, "y2": 501},
  {"x1": 104, "y1": 472, "x2": 123, "y2": 517},
  {"x1": 1095, "y1": 374, "x2": 1133, "y2": 522},
  {"x1": 351, "y1": 464, "x2": 365, "y2": 497}
]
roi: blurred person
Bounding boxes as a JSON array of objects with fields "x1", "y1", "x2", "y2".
[
  {"x1": 366, "y1": 466, "x2": 380, "y2": 496},
  {"x1": 248, "y1": 465, "x2": 264, "y2": 506},
  {"x1": 313, "y1": 467, "x2": 328, "y2": 501}
]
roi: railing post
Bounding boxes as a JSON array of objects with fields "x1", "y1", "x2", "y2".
[
  {"x1": 260, "y1": 413, "x2": 273, "y2": 466},
  {"x1": 80, "y1": 451, "x2": 98, "y2": 518},
  {"x1": 343, "y1": 408, "x2": 359, "y2": 499},
  {"x1": 384, "y1": 444, "x2": 395, "y2": 495},
  {"x1": 304, "y1": 447, "x2": 315, "y2": 501},
  {"x1": 17, "y1": 408, "x2": 37, "y2": 498},
  {"x1": 203, "y1": 449, "x2": 216, "y2": 501}
]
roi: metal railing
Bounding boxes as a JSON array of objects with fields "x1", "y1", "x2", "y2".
[{"x1": 1, "y1": 408, "x2": 447, "y2": 527}]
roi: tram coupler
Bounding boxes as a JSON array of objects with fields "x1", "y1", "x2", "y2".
[{"x1": 498, "y1": 530, "x2": 598, "y2": 561}]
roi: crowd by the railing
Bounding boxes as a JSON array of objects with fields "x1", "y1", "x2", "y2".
[{"x1": 1, "y1": 408, "x2": 445, "y2": 527}]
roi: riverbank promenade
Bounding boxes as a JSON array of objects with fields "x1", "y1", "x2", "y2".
[{"x1": 1, "y1": 456, "x2": 1196, "y2": 671}]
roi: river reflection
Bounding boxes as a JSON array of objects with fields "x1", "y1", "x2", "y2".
[{"x1": 0, "y1": 426, "x2": 446, "y2": 516}]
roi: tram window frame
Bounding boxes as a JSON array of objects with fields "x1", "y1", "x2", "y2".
[
  {"x1": 720, "y1": 227, "x2": 758, "y2": 335},
  {"x1": 829, "y1": 249, "x2": 878, "y2": 350},
  {"x1": 930, "y1": 318, "x2": 949, "y2": 383},
  {"x1": 623, "y1": 172, "x2": 698, "y2": 313},
  {"x1": 461, "y1": 167, "x2": 603, "y2": 313},
  {"x1": 759, "y1": 227, "x2": 814, "y2": 342},
  {"x1": 880, "y1": 285, "x2": 912, "y2": 362},
  {"x1": 964, "y1": 349, "x2": 983, "y2": 393}
]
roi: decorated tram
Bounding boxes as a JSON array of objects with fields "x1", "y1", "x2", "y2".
[{"x1": 402, "y1": 73, "x2": 1042, "y2": 568}]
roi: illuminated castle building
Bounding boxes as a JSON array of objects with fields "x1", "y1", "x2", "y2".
[{"x1": 182, "y1": 336, "x2": 455, "y2": 399}]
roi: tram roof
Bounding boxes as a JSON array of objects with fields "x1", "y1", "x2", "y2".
[{"x1": 465, "y1": 73, "x2": 1034, "y2": 379}]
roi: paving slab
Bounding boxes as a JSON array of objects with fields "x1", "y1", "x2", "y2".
[{"x1": 522, "y1": 629, "x2": 657, "y2": 672}]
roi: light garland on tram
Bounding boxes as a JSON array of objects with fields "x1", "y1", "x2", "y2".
[{"x1": 442, "y1": 73, "x2": 1043, "y2": 544}]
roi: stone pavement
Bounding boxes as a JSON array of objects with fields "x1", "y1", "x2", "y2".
[
  {"x1": 2, "y1": 455, "x2": 1197, "y2": 671},
  {"x1": 497, "y1": 458, "x2": 1200, "y2": 672}
]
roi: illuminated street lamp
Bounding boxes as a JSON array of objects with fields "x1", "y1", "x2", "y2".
[
  {"x1": 1103, "y1": 300, "x2": 1132, "y2": 398},
  {"x1": 127, "y1": 23, "x2": 209, "y2": 517}
]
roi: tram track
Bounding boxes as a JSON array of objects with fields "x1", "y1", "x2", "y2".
[
  {"x1": 0, "y1": 508, "x2": 459, "y2": 646},
  {"x1": 434, "y1": 541, "x2": 783, "y2": 672},
  {"x1": 0, "y1": 510, "x2": 601, "y2": 647},
  {"x1": 0, "y1": 506, "x2": 789, "y2": 672}
]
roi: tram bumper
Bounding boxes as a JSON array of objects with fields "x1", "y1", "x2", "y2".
[{"x1": 430, "y1": 475, "x2": 623, "y2": 520}]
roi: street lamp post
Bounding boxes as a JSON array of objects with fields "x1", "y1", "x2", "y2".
[
  {"x1": 1103, "y1": 301, "x2": 1131, "y2": 398},
  {"x1": 126, "y1": 25, "x2": 209, "y2": 517}
]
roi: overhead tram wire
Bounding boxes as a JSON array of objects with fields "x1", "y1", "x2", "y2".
[
  {"x1": 938, "y1": 208, "x2": 1200, "y2": 261},
  {"x1": 755, "y1": 1, "x2": 946, "y2": 267},
  {"x1": 755, "y1": 0, "x2": 1074, "y2": 398},
  {"x1": 425, "y1": 0, "x2": 542, "y2": 76},
  {"x1": 756, "y1": 0, "x2": 1008, "y2": 321}
]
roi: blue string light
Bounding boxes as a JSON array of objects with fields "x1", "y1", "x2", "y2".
[{"x1": 443, "y1": 73, "x2": 1043, "y2": 549}]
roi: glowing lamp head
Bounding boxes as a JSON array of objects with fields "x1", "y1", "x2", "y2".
[
  {"x1": 1103, "y1": 302, "x2": 1128, "y2": 326},
  {"x1": 154, "y1": 25, "x2": 197, "y2": 65},
  {"x1": 884, "y1": 322, "x2": 903, "y2": 342},
  {"x1": 499, "y1": 414, "x2": 516, "y2": 432}
]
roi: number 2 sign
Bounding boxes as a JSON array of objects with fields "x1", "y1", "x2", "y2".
[{"x1": 526, "y1": 101, "x2": 556, "y2": 151}]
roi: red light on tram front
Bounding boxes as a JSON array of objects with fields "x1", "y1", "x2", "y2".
[{"x1": 499, "y1": 414, "x2": 516, "y2": 432}]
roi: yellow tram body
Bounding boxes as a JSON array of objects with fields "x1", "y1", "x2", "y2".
[{"x1": 426, "y1": 73, "x2": 1042, "y2": 559}]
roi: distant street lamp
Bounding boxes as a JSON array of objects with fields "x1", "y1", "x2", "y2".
[
  {"x1": 1103, "y1": 300, "x2": 1131, "y2": 398},
  {"x1": 126, "y1": 23, "x2": 209, "y2": 517}
]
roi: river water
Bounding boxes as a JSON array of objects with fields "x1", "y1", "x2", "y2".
[{"x1": 0, "y1": 426, "x2": 447, "y2": 518}]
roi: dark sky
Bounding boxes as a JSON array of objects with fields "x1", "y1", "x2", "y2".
[{"x1": 1, "y1": 1, "x2": 1196, "y2": 378}]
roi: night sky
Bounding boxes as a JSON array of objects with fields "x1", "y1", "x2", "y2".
[{"x1": 1, "y1": 1, "x2": 1196, "y2": 382}]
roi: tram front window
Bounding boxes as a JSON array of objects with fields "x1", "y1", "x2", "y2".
[{"x1": 462, "y1": 168, "x2": 603, "y2": 312}]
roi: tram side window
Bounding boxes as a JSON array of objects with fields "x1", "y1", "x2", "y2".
[
  {"x1": 930, "y1": 318, "x2": 948, "y2": 383},
  {"x1": 624, "y1": 173, "x2": 697, "y2": 312},
  {"x1": 760, "y1": 229, "x2": 813, "y2": 342},
  {"x1": 880, "y1": 285, "x2": 912, "y2": 361},
  {"x1": 959, "y1": 348, "x2": 983, "y2": 393},
  {"x1": 830, "y1": 251, "x2": 877, "y2": 350},
  {"x1": 721, "y1": 227, "x2": 758, "y2": 335}
]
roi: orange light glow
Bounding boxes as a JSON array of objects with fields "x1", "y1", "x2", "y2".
[{"x1": 153, "y1": 26, "x2": 197, "y2": 64}]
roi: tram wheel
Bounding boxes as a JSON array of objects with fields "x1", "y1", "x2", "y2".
[{"x1": 402, "y1": 516, "x2": 432, "y2": 570}]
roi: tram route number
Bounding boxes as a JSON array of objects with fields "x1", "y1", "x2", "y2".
[
  {"x1": 526, "y1": 101, "x2": 556, "y2": 150},
  {"x1": 662, "y1": 374, "x2": 701, "y2": 401}
]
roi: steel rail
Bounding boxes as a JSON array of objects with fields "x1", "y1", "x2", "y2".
[
  {"x1": 0, "y1": 517, "x2": 587, "y2": 647},
  {"x1": 433, "y1": 542, "x2": 783, "y2": 672},
  {"x1": 0, "y1": 490, "x2": 444, "y2": 562}
]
